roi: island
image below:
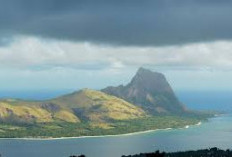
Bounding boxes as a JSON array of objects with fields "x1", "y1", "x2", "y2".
[{"x1": 0, "y1": 68, "x2": 211, "y2": 138}]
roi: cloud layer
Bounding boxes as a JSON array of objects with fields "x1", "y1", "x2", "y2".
[
  {"x1": 1, "y1": 0, "x2": 232, "y2": 46},
  {"x1": 1, "y1": 36, "x2": 232, "y2": 70},
  {"x1": 1, "y1": 36, "x2": 232, "y2": 91}
]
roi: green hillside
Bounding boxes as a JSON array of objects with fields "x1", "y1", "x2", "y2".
[
  {"x1": 49, "y1": 89, "x2": 147, "y2": 128},
  {"x1": 0, "y1": 100, "x2": 80, "y2": 124}
]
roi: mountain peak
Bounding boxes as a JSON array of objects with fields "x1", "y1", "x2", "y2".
[
  {"x1": 134, "y1": 67, "x2": 165, "y2": 82},
  {"x1": 129, "y1": 68, "x2": 166, "y2": 91},
  {"x1": 137, "y1": 67, "x2": 163, "y2": 75},
  {"x1": 102, "y1": 68, "x2": 186, "y2": 115},
  {"x1": 137, "y1": 67, "x2": 149, "y2": 73}
]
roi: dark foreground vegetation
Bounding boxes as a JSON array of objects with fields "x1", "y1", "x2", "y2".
[{"x1": 68, "y1": 148, "x2": 232, "y2": 157}]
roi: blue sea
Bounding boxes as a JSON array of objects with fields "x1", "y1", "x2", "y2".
[
  {"x1": 177, "y1": 90, "x2": 232, "y2": 112},
  {"x1": 0, "y1": 90, "x2": 232, "y2": 157}
]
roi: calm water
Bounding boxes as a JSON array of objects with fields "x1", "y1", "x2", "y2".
[{"x1": 0, "y1": 91, "x2": 232, "y2": 157}]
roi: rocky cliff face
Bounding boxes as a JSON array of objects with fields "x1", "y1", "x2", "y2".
[{"x1": 102, "y1": 67, "x2": 186, "y2": 115}]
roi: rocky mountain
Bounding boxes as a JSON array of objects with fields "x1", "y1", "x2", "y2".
[{"x1": 102, "y1": 67, "x2": 186, "y2": 115}]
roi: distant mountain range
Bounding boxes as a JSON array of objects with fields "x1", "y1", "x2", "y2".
[{"x1": 0, "y1": 68, "x2": 208, "y2": 137}]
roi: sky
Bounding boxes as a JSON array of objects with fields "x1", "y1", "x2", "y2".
[{"x1": 1, "y1": 0, "x2": 232, "y2": 92}]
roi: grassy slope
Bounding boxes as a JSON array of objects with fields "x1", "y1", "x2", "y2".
[
  {"x1": 0, "y1": 101, "x2": 80, "y2": 124},
  {"x1": 50, "y1": 89, "x2": 146, "y2": 122}
]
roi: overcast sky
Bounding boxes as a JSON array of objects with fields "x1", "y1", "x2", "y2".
[{"x1": 1, "y1": 0, "x2": 232, "y2": 92}]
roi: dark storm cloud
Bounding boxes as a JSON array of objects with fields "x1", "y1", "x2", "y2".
[{"x1": 1, "y1": 0, "x2": 232, "y2": 46}]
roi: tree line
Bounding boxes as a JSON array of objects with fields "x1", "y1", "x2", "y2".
[{"x1": 69, "y1": 147, "x2": 232, "y2": 157}]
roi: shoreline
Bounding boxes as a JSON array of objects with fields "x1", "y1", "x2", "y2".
[{"x1": 0, "y1": 121, "x2": 202, "y2": 141}]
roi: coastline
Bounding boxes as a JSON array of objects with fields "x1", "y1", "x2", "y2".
[{"x1": 0, "y1": 121, "x2": 202, "y2": 141}]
